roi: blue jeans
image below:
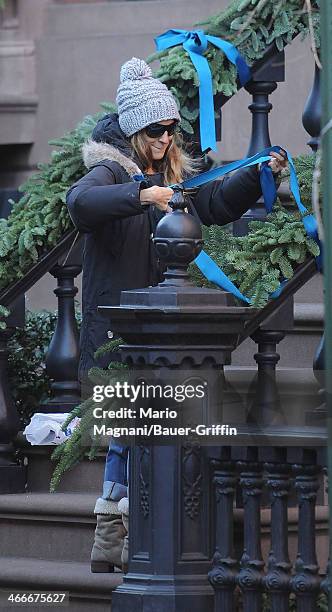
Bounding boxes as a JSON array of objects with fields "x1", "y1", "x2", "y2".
[{"x1": 102, "y1": 441, "x2": 129, "y2": 501}]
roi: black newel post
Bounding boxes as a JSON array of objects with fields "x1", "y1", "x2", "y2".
[
  {"x1": 102, "y1": 190, "x2": 257, "y2": 612},
  {"x1": 43, "y1": 262, "x2": 81, "y2": 412},
  {"x1": 0, "y1": 300, "x2": 26, "y2": 492}
]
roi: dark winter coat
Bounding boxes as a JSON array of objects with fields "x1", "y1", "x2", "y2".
[{"x1": 66, "y1": 114, "x2": 263, "y2": 378}]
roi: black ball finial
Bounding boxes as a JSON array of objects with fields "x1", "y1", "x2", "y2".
[{"x1": 153, "y1": 188, "x2": 203, "y2": 287}]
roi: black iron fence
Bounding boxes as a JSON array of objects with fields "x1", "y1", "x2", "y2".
[{"x1": 209, "y1": 445, "x2": 328, "y2": 612}]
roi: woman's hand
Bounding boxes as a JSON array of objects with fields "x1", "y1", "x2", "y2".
[
  {"x1": 267, "y1": 150, "x2": 288, "y2": 174},
  {"x1": 140, "y1": 186, "x2": 174, "y2": 212}
]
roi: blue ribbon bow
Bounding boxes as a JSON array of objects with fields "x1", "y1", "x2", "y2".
[{"x1": 155, "y1": 29, "x2": 251, "y2": 153}]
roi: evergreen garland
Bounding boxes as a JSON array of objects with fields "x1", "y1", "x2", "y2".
[
  {"x1": 188, "y1": 203, "x2": 320, "y2": 308},
  {"x1": 283, "y1": 153, "x2": 320, "y2": 210},
  {"x1": 0, "y1": 103, "x2": 116, "y2": 293},
  {"x1": 147, "y1": 0, "x2": 319, "y2": 133}
]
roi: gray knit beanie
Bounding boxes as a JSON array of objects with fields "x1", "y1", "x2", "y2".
[{"x1": 116, "y1": 57, "x2": 181, "y2": 137}]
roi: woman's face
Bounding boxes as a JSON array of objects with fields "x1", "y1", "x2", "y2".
[{"x1": 142, "y1": 119, "x2": 176, "y2": 161}]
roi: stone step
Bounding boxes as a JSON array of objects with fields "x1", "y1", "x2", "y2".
[
  {"x1": 0, "y1": 556, "x2": 121, "y2": 612},
  {"x1": 21, "y1": 444, "x2": 106, "y2": 494},
  {"x1": 0, "y1": 493, "x2": 99, "y2": 563}
]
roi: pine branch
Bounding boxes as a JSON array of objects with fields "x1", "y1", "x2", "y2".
[{"x1": 50, "y1": 363, "x2": 129, "y2": 491}]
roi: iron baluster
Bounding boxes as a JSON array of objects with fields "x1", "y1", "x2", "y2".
[{"x1": 208, "y1": 450, "x2": 238, "y2": 611}]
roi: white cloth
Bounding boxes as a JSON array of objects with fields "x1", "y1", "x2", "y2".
[{"x1": 23, "y1": 413, "x2": 80, "y2": 446}]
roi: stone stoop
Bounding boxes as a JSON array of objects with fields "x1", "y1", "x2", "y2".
[
  {"x1": 0, "y1": 492, "x2": 122, "y2": 611},
  {"x1": 2, "y1": 275, "x2": 324, "y2": 611},
  {"x1": 0, "y1": 492, "x2": 328, "y2": 611},
  {"x1": 0, "y1": 558, "x2": 121, "y2": 612},
  {"x1": 0, "y1": 493, "x2": 98, "y2": 562}
]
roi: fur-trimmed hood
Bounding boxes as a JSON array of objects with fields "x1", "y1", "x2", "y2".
[
  {"x1": 82, "y1": 140, "x2": 142, "y2": 178},
  {"x1": 82, "y1": 112, "x2": 142, "y2": 178}
]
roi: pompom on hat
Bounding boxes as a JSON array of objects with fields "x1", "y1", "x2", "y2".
[{"x1": 116, "y1": 57, "x2": 181, "y2": 137}]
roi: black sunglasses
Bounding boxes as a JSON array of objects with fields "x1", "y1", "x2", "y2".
[{"x1": 144, "y1": 122, "x2": 178, "y2": 138}]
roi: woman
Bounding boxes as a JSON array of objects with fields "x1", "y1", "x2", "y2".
[{"x1": 66, "y1": 57, "x2": 287, "y2": 573}]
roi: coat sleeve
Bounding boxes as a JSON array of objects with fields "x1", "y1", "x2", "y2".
[
  {"x1": 66, "y1": 163, "x2": 144, "y2": 232},
  {"x1": 192, "y1": 165, "x2": 263, "y2": 227}
]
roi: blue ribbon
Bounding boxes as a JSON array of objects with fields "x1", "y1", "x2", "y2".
[
  {"x1": 155, "y1": 29, "x2": 251, "y2": 153},
  {"x1": 259, "y1": 161, "x2": 277, "y2": 213},
  {"x1": 195, "y1": 250, "x2": 251, "y2": 303},
  {"x1": 174, "y1": 145, "x2": 322, "y2": 303}
]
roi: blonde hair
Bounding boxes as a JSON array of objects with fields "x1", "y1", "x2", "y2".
[{"x1": 130, "y1": 130, "x2": 200, "y2": 185}]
